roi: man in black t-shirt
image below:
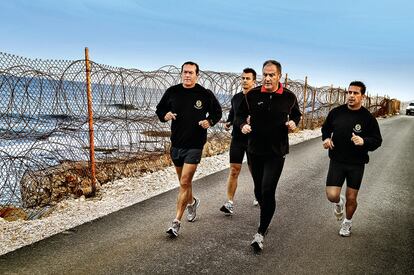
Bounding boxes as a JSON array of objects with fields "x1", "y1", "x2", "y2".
[
  {"x1": 156, "y1": 61, "x2": 222, "y2": 237},
  {"x1": 322, "y1": 81, "x2": 382, "y2": 237}
]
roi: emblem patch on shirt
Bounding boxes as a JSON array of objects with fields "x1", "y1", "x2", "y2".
[
  {"x1": 353, "y1": 124, "x2": 362, "y2": 133},
  {"x1": 194, "y1": 100, "x2": 203, "y2": 109}
]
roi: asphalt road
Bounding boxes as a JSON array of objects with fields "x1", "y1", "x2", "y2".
[{"x1": 1, "y1": 115, "x2": 413, "y2": 275}]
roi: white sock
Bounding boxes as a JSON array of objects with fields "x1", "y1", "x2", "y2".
[
  {"x1": 228, "y1": 200, "x2": 234, "y2": 204},
  {"x1": 344, "y1": 218, "x2": 352, "y2": 223}
]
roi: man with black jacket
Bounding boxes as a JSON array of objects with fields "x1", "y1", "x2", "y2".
[
  {"x1": 235, "y1": 60, "x2": 301, "y2": 251},
  {"x1": 322, "y1": 81, "x2": 382, "y2": 237},
  {"x1": 220, "y1": 68, "x2": 257, "y2": 215},
  {"x1": 156, "y1": 61, "x2": 222, "y2": 237}
]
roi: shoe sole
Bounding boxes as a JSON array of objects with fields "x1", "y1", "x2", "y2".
[
  {"x1": 335, "y1": 212, "x2": 344, "y2": 221},
  {"x1": 220, "y1": 205, "x2": 233, "y2": 215},
  {"x1": 166, "y1": 228, "x2": 178, "y2": 237},
  {"x1": 251, "y1": 241, "x2": 263, "y2": 251}
]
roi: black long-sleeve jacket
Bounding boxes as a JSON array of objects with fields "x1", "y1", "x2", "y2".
[
  {"x1": 156, "y1": 83, "x2": 222, "y2": 149},
  {"x1": 226, "y1": 92, "x2": 248, "y2": 142},
  {"x1": 234, "y1": 85, "x2": 301, "y2": 156},
  {"x1": 321, "y1": 104, "x2": 382, "y2": 164}
]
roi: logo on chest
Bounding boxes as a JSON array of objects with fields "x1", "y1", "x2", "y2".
[
  {"x1": 194, "y1": 100, "x2": 203, "y2": 109},
  {"x1": 353, "y1": 124, "x2": 362, "y2": 133}
]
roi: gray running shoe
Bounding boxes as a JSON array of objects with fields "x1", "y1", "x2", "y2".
[
  {"x1": 339, "y1": 220, "x2": 352, "y2": 237},
  {"x1": 166, "y1": 220, "x2": 180, "y2": 237},
  {"x1": 186, "y1": 197, "x2": 200, "y2": 222},
  {"x1": 220, "y1": 201, "x2": 234, "y2": 215},
  {"x1": 251, "y1": 233, "x2": 264, "y2": 251},
  {"x1": 334, "y1": 195, "x2": 345, "y2": 221}
]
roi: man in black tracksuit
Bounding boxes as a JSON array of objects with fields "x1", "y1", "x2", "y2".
[
  {"x1": 235, "y1": 60, "x2": 301, "y2": 251},
  {"x1": 156, "y1": 61, "x2": 222, "y2": 237},
  {"x1": 322, "y1": 81, "x2": 382, "y2": 237}
]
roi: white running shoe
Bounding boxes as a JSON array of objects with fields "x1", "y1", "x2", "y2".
[
  {"x1": 250, "y1": 233, "x2": 264, "y2": 251},
  {"x1": 334, "y1": 195, "x2": 345, "y2": 221},
  {"x1": 253, "y1": 199, "x2": 259, "y2": 206},
  {"x1": 186, "y1": 197, "x2": 200, "y2": 222},
  {"x1": 339, "y1": 220, "x2": 352, "y2": 237}
]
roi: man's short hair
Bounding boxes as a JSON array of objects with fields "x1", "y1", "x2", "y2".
[
  {"x1": 262, "y1": 60, "x2": 282, "y2": 75},
  {"x1": 181, "y1": 61, "x2": 199, "y2": 75},
  {"x1": 243, "y1": 68, "x2": 257, "y2": 80},
  {"x1": 349, "y1": 81, "x2": 366, "y2": 95}
]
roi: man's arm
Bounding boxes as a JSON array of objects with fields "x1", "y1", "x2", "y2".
[
  {"x1": 234, "y1": 94, "x2": 250, "y2": 133},
  {"x1": 206, "y1": 90, "x2": 222, "y2": 126},
  {"x1": 362, "y1": 116, "x2": 382, "y2": 151},
  {"x1": 321, "y1": 111, "x2": 334, "y2": 149}
]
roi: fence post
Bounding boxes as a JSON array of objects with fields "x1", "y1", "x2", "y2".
[
  {"x1": 85, "y1": 47, "x2": 97, "y2": 196},
  {"x1": 343, "y1": 87, "x2": 347, "y2": 104},
  {"x1": 310, "y1": 87, "x2": 316, "y2": 129},
  {"x1": 284, "y1": 73, "x2": 288, "y2": 88},
  {"x1": 301, "y1": 76, "x2": 308, "y2": 129},
  {"x1": 328, "y1": 85, "x2": 333, "y2": 111}
]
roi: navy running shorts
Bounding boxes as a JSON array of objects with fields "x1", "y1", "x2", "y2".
[
  {"x1": 170, "y1": 147, "x2": 202, "y2": 167},
  {"x1": 326, "y1": 159, "x2": 365, "y2": 190}
]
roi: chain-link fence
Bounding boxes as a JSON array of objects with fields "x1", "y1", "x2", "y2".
[{"x1": 0, "y1": 51, "x2": 400, "y2": 209}]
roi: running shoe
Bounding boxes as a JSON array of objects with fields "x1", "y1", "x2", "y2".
[
  {"x1": 339, "y1": 220, "x2": 352, "y2": 237},
  {"x1": 250, "y1": 233, "x2": 264, "y2": 251},
  {"x1": 166, "y1": 220, "x2": 180, "y2": 237},
  {"x1": 334, "y1": 195, "x2": 345, "y2": 221},
  {"x1": 220, "y1": 201, "x2": 234, "y2": 215},
  {"x1": 186, "y1": 197, "x2": 200, "y2": 222}
]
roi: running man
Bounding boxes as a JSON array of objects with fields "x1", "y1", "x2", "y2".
[
  {"x1": 220, "y1": 68, "x2": 257, "y2": 215},
  {"x1": 322, "y1": 81, "x2": 382, "y2": 237},
  {"x1": 156, "y1": 61, "x2": 222, "y2": 237},
  {"x1": 235, "y1": 60, "x2": 301, "y2": 251}
]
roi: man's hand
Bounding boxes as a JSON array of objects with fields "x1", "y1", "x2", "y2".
[
  {"x1": 164, "y1": 112, "x2": 177, "y2": 121},
  {"x1": 241, "y1": 124, "x2": 252, "y2": 134},
  {"x1": 323, "y1": 138, "x2": 334, "y2": 150},
  {"x1": 224, "y1": 122, "x2": 231, "y2": 131},
  {"x1": 351, "y1": 133, "x2": 364, "y2": 146},
  {"x1": 198, "y1": 119, "x2": 210, "y2": 129},
  {"x1": 285, "y1": 120, "x2": 296, "y2": 131}
]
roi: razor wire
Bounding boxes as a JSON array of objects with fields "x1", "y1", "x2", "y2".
[{"x1": 0, "y1": 51, "x2": 398, "y2": 208}]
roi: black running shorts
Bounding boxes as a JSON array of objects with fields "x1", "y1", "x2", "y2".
[
  {"x1": 229, "y1": 139, "x2": 249, "y2": 164},
  {"x1": 326, "y1": 159, "x2": 365, "y2": 190},
  {"x1": 170, "y1": 147, "x2": 202, "y2": 167}
]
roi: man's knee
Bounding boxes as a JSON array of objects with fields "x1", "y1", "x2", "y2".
[
  {"x1": 229, "y1": 164, "x2": 241, "y2": 178},
  {"x1": 326, "y1": 187, "x2": 341, "y2": 202}
]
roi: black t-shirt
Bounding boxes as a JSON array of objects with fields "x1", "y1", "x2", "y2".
[
  {"x1": 321, "y1": 104, "x2": 382, "y2": 164},
  {"x1": 156, "y1": 83, "x2": 222, "y2": 149}
]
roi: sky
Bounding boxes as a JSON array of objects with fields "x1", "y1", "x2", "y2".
[{"x1": 1, "y1": 0, "x2": 413, "y2": 101}]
